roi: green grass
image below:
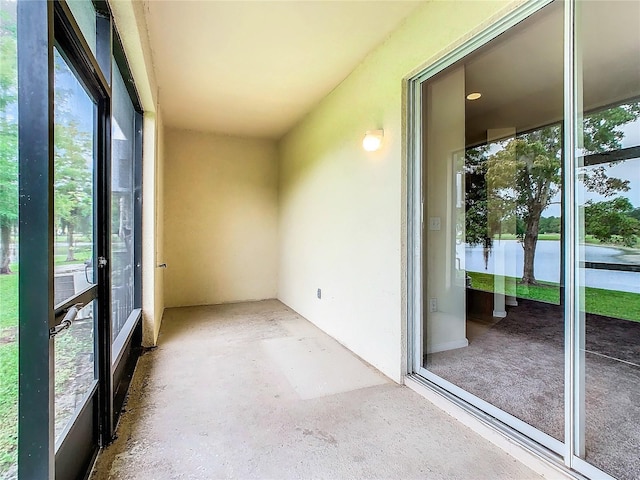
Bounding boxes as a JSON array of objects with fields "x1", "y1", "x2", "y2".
[
  {"x1": 0, "y1": 342, "x2": 17, "y2": 473},
  {"x1": 467, "y1": 271, "x2": 561, "y2": 304},
  {"x1": 54, "y1": 244, "x2": 92, "y2": 266},
  {"x1": 585, "y1": 287, "x2": 640, "y2": 321},
  {"x1": 467, "y1": 271, "x2": 640, "y2": 322},
  {"x1": 0, "y1": 268, "x2": 17, "y2": 330},
  {"x1": 0, "y1": 265, "x2": 18, "y2": 474}
]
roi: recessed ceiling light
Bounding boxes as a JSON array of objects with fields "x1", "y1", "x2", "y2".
[{"x1": 466, "y1": 92, "x2": 482, "y2": 100}]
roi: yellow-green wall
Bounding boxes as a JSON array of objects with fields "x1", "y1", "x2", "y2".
[
  {"x1": 163, "y1": 129, "x2": 279, "y2": 307},
  {"x1": 278, "y1": 0, "x2": 517, "y2": 381}
]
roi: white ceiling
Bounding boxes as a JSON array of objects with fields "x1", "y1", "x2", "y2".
[{"x1": 143, "y1": 0, "x2": 424, "y2": 138}]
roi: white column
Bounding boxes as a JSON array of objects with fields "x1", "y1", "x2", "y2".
[
  {"x1": 487, "y1": 128, "x2": 516, "y2": 318},
  {"x1": 492, "y1": 239, "x2": 507, "y2": 318}
]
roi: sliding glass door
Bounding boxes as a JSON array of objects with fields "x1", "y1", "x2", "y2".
[{"x1": 408, "y1": 1, "x2": 639, "y2": 478}]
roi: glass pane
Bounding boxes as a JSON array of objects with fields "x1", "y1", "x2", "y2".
[
  {"x1": 422, "y1": 0, "x2": 565, "y2": 442},
  {"x1": 66, "y1": 0, "x2": 96, "y2": 57},
  {"x1": 54, "y1": 48, "x2": 95, "y2": 306},
  {"x1": 576, "y1": 1, "x2": 640, "y2": 478},
  {"x1": 0, "y1": 0, "x2": 19, "y2": 476},
  {"x1": 54, "y1": 301, "x2": 96, "y2": 443},
  {"x1": 111, "y1": 59, "x2": 135, "y2": 343}
]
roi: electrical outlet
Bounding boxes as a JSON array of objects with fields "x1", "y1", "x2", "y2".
[
  {"x1": 429, "y1": 298, "x2": 437, "y2": 312},
  {"x1": 429, "y1": 217, "x2": 441, "y2": 231},
  {"x1": 317, "y1": 288, "x2": 322, "y2": 299}
]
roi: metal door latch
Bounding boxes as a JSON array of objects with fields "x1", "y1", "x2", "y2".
[
  {"x1": 97, "y1": 256, "x2": 107, "y2": 268},
  {"x1": 50, "y1": 304, "x2": 83, "y2": 338}
]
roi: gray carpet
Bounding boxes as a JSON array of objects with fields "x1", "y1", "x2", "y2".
[{"x1": 426, "y1": 299, "x2": 640, "y2": 480}]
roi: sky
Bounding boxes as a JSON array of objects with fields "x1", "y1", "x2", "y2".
[
  {"x1": 544, "y1": 117, "x2": 640, "y2": 217},
  {"x1": 480, "y1": 116, "x2": 639, "y2": 218}
]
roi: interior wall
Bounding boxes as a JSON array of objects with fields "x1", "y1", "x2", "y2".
[
  {"x1": 278, "y1": 0, "x2": 515, "y2": 382},
  {"x1": 164, "y1": 129, "x2": 278, "y2": 307}
]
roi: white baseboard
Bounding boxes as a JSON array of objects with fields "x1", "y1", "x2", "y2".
[{"x1": 427, "y1": 338, "x2": 469, "y2": 354}]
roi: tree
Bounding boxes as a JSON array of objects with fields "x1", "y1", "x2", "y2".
[
  {"x1": 464, "y1": 145, "x2": 494, "y2": 267},
  {"x1": 485, "y1": 126, "x2": 562, "y2": 284},
  {"x1": 0, "y1": 7, "x2": 17, "y2": 274},
  {"x1": 467, "y1": 101, "x2": 639, "y2": 285},
  {"x1": 52, "y1": 48, "x2": 95, "y2": 262},
  {"x1": 54, "y1": 122, "x2": 92, "y2": 261},
  {"x1": 539, "y1": 216, "x2": 560, "y2": 234},
  {"x1": 585, "y1": 197, "x2": 639, "y2": 247}
]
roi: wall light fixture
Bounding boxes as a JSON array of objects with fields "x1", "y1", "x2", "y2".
[{"x1": 362, "y1": 129, "x2": 384, "y2": 152}]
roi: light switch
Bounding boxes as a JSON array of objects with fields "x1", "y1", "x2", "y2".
[{"x1": 429, "y1": 217, "x2": 441, "y2": 231}]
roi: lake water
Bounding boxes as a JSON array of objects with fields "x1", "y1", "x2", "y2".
[{"x1": 465, "y1": 240, "x2": 640, "y2": 294}]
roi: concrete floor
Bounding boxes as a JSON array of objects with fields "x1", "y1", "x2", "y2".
[{"x1": 90, "y1": 300, "x2": 544, "y2": 480}]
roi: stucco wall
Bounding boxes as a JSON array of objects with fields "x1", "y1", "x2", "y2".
[
  {"x1": 278, "y1": 0, "x2": 515, "y2": 382},
  {"x1": 164, "y1": 129, "x2": 278, "y2": 307}
]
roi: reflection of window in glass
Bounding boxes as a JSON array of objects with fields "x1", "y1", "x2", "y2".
[
  {"x1": 0, "y1": 0, "x2": 19, "y2": 476},
  {"x1": 111, "y1": 59, "x2": 136, "y2": 342}
]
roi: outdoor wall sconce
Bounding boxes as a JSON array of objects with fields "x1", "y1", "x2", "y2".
[{"x1": 362, "y1": 129, "x2": 384, "y2": 152}]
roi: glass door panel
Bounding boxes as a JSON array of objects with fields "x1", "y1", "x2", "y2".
[
  {"x1": 53, "y1": 46, "x2": 98, "y2": 449},
  {"x1": 53, "y1": 48, "x2": 96, "y2": 306},
  {"x1": 421, "y1": 0, "x2": 565, "y2": 446},
  {"x1": 575, "y1": 2, "x2": 640, "y2": 478}
]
